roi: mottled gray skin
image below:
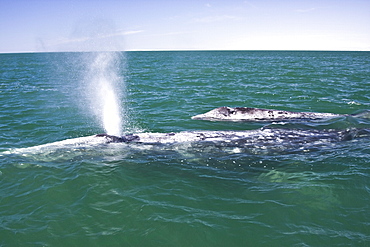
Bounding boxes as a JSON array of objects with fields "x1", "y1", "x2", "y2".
[
  {"x1": 96, "y1": 128, "x2": 364, "y2": 145},
  {"x1": 191, "y1": 107, "x2": 342, "y2": 122},
  {"x1": 6, "y1": 128, "x2": 368, "y2": 158},
  {"x1": 96, "y1": 133, "x2": 139, "y2": 143}
]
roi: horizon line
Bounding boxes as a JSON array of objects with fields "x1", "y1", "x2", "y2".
[{"x1": 1, "y1": 49, "x2": 370, "y2": 54}]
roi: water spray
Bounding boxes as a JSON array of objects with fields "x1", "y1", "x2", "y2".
[{"x1": 83, "y1": 52, "x2": 124, "y2": 136}]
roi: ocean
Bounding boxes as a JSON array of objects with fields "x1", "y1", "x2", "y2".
[{"x1": 0, "y1": 51, "x2": 369, "y2": 246}]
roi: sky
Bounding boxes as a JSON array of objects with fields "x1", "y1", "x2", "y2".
[{"x1": 0, "y1": 0, "x2": 369, "y2": 53}]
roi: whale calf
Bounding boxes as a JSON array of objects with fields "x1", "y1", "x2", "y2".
[{"x1": 191, "y1": 107, "x2": 343, "y2": 122}]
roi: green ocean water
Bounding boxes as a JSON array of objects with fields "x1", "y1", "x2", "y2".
[{"x1": 0, "y1": 51, "x2": 369, "y2": 246}]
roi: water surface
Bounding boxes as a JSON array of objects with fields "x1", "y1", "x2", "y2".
[{"x1": 1, "y1": 51, "x2": 369, "y2": 246}]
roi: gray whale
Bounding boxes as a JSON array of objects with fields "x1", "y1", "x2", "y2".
[
  {"x1": 4, "y1": 128, "x2": 368, "y2": 159},
  {"x1": 191, "y1": 107, "x2": 343, "y2": 122},
  {"x1": 96, "y1": 128, "x2": 364, "y2": 145}
]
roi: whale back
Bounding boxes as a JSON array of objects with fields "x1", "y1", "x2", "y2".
[{"x1": 192, "y1": 107, "x2": 341, "y2": 121}]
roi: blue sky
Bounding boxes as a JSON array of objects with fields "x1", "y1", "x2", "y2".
[{"x1": 1, "y1": 0, "x2": 369, "y2": 52}]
